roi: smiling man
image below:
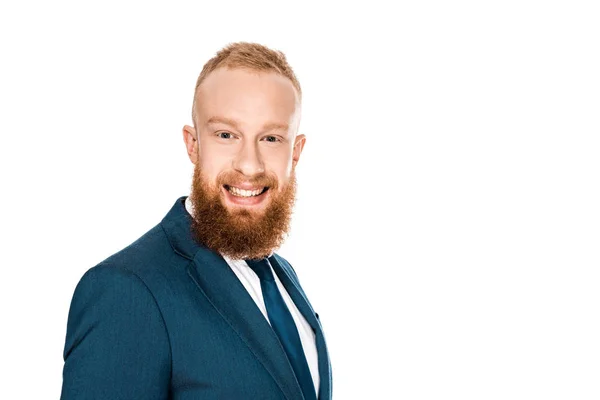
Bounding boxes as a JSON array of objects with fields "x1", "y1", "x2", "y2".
[{"x1": 60, "y1": 42, "x2": 332, "y2": 400}]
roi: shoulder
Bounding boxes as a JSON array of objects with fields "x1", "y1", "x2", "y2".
[
  {"x1": 81, "y1": 221, "x2": 191, "y2": 288},
  {"x1": 64, "y1": 224, "x2": 178, "y2": 351},
  {"x1": 72, "y1": 260, "x2": 154, "y2": 300},
  {"x1": 68, "y1": 261, "x2": 164, "y2": 327},
  {"x1": 101, "y1": 223, "x2": 174, "y2": 274},
  {"x1": 69, "y1": 221, "x2": 189, "y2": 315}
]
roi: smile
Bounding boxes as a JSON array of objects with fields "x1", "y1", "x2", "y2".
[{"x1": 224, "y1": 185, "x2": 269, "y2": 198}]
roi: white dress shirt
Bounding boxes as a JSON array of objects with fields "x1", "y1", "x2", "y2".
[{"x1": 184, "y1": 196, "x2": 319, "y2": 394}]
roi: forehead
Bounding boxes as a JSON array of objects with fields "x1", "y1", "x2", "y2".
[{"x1": 195, "y1": 67, "x2": 299, "y2": 127}]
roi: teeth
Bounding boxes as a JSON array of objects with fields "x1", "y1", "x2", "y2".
[{"x1": 227, "y1": 186, "x2": 264, "y2": 197}]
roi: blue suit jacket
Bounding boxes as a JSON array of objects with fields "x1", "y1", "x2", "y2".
[{"x1": 60, "y1": 197, "x2": 332, "y2": 400}]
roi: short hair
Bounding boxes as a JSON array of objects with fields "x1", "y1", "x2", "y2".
[{"x1": 191, "y1": 42, "x2": 302, "y2": 125}]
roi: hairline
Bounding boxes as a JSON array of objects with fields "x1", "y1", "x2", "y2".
[{"x1": 191, "y1": 66, "x2": 302, "y2": 129}]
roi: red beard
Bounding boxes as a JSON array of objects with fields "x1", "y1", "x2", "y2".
[{"x1": 189, "y1": 164, "x2": 297, "y2": 259}]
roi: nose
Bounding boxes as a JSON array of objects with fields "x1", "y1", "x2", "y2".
[{"x1": 232, "y1": 140, "x2": 265, "y2": 177}]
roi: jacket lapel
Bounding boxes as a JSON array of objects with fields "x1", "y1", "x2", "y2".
[
  {"x1": 269, "y1": 255, "x2": 333, "y2": 400},
  {"x1": 161, "y1": 197, "x2": 304, "y2": 400}
]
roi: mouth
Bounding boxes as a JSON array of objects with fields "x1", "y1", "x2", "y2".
[
  {"x1": 222, "y1": 185, "x2": 270, "y2": 207},
  {"x1": 223, "y1": 185, "x2": 269, "y2": 197}
]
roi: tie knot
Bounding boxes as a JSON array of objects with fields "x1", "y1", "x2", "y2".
[{"x1": 246, "y1": 258, "x2": 275, "y2": 282}]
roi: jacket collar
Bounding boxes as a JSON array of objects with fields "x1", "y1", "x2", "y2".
[{"x1": 160, "y1": 196, "x2": 200, "y2": 261}]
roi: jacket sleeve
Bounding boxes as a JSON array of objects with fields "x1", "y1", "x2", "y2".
[{"x1": 60, "y1": 264, "x2": 171, "y2": 400}]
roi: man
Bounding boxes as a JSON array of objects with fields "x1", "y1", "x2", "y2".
[{"x1": 60, "y1": 42, "x2": 332, "y2": 400}]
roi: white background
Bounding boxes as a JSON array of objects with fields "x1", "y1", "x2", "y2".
[{"x1": 1, "y1": 1, "x2": 599, "y2": 399}]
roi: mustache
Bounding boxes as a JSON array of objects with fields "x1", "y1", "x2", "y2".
[{"x1": 216, "y1": 171, "x2": 279, "y2": 189}]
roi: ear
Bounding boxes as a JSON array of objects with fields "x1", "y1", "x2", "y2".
[
  {"x1": 292, "y1": 133, "x2": 306, "y2": 168},
  {"x1": 182, "y1": 125, "x2": 198, "y2": 164}
]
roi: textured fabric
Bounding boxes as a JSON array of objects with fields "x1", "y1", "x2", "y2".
[
  {"x1": 60, "y1": 197, "x2": 332, "y2": 400},
  {"x1": 247, "y1": 258, "x2": 317, "y2": 400},
  {"x1": 185, "y1": 196, "x2": 320, "y2": 393}
]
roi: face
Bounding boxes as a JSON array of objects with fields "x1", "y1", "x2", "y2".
[{"x1": 183, "y1": 67, "x2": 305, "y2": 259}]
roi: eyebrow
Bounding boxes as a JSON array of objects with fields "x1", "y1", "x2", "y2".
[{"x1": 206, "y1": 116, "x2": 289, "y2": 132}]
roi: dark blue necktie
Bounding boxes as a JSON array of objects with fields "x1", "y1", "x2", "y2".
[{"x1": 246, "y1": 258, "x2": 317, "y2": 400}]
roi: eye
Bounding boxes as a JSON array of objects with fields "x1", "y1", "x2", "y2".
[
  {"x1": 263, "y1": 136, "x2": 281, "y2": 143},
  {"x1": 217, "y1": 131, "x2": 235, "y2": 139}
]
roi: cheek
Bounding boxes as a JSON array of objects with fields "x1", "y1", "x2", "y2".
[
  {"x1": 269, "y1": 158, "x2": 295, "y2": 187},
  {"x1": 196, "y1": 164, "x2": 223, "y2": 194},
  {"x1": 198, "y1": 148, "x2": 231, "y2": 177},
  {"x1": 267, "y1": 149, "x2": 294, "y2": 173},
  {"x1": 270, "y1": 168, "x2": 292, "y2": 190}
]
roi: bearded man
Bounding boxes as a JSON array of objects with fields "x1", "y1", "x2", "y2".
[{"x1": 60, "y1": 42, "x2": 332, "y2": 400}]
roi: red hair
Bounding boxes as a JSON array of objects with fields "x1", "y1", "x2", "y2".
[{"x1": 191, "y1": 42, "x2": 301, "y2": 124}]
